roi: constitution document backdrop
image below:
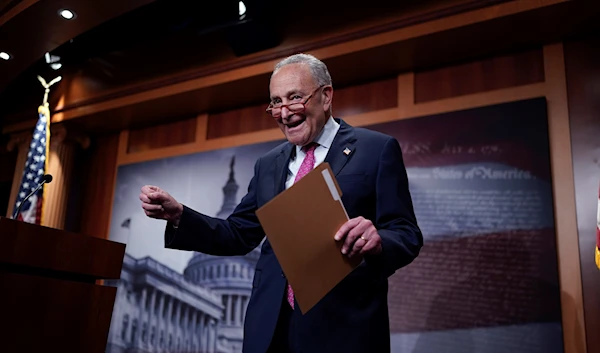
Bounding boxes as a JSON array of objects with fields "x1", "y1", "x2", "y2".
[{"x1": 104, "y1": 97, "x2": 563, "y2": 353}]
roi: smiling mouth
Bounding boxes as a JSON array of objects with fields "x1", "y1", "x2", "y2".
[{"x1": 284, "y1": 118, "x2": 305, "y2": 129}]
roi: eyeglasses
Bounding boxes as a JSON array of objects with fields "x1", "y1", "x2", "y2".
[{"x1": 266, "y1": 85, "x2": 324, "y2": 118}]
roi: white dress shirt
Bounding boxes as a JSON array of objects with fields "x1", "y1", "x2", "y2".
[{"x1": 285, "y1": 116, "x2": 340, "y2": 189}]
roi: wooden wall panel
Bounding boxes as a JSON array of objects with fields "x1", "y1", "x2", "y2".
[
  {"x1": 206, "y1": 78, "x2": 398, "y2": 139},
  {"x1": 77, "y1": 133, "x2": 120, "y2": 239},
  {"x1": 414, "y1": 49, "x2": 545, "y2": 103},
  {"x1": 334, "y1": 78, "x2": 398, "y2": 118},
  {"x1": 207, "y1": 105, "x2": 276, "y2": 140},
  {"x1": 564, "y1": 35, "x2": 600, "y2": 353},
  {"x1": 0, "y1": 138, "x2": 17, "y2": 218},
  {"x1": 0, "y1": 138, "x2": 16, "y2": 183},
  {"x1": 127, "y1": 117, "x2": 196, "y2": 153}
]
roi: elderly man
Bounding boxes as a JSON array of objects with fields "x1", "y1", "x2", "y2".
[{"x1": 140, "y1": 53, "x2": 422, "y2": 353}]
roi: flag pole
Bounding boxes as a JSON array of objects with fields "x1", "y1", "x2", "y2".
[
  {"x1": 596, "y1": 180, "x2": 600, "y2": 270},
  {"x1": 36, "y1": 75, "x2": 60, "y2": 225}
]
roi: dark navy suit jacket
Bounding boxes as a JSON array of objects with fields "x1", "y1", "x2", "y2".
[{"x1": 165, "y1": 119, "x2": 423, "y2": 353}]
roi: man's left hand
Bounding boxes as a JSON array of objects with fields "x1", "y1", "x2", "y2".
[{"x1": 334, "y1": 216, "x2": 382, "y2": 258}]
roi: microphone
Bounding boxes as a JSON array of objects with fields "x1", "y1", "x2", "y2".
[{"x1": 12, "y1": 174, "x2": 53, "y2": 220}]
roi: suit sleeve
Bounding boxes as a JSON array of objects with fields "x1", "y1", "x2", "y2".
[
  {"x1": 164, "y1": 158, "x2": 265, "y2": 256},
  {"x1": 368, "y1": 136, "x2": 423, "y2": 278}
]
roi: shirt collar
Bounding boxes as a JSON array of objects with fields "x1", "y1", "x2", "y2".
[{"x1": 295, "y1": 116, "x2": 340, "y2": 155}]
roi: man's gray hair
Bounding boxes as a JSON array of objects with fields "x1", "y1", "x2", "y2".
[{"x1": 272, "y1": 53, "x2": 333, "y2": 87}]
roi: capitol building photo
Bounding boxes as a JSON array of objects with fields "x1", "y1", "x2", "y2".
[{"x1": 105, "y1": 156, "x2": 259, "y2": 353}]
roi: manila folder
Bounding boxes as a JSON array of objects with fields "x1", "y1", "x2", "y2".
[{"x1": 255, "y1": 162, "x2": 362, "y2": 314}]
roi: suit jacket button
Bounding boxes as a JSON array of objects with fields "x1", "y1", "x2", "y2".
[{"x1": 281, "y1": 272, "x2": 285, "y2": 278}]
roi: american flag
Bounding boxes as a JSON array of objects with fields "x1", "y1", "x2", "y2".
[{"x1": 12, "y1": 107, "x2": 50, "y2": 224}]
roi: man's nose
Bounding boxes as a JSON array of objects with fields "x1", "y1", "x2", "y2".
[{"x1": 280, "y1": 106, "x2": 292, "y2": 120}]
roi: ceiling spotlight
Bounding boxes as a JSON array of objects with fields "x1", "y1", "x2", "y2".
[
  {"x1": 239, "y1": 1, "x2": 246, "y2": 18},
  {"x1": 59, "y1": 9, "x2": 75, "y2": 20},
  {"x1": 0, "y1": 52, "x2": 10, "y2": 60},
  {"x1": 45, "y1": 52, "x2": 60, "y2": 64}
]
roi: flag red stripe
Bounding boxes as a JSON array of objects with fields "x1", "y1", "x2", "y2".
[{"x1": 388, "y1": 229, "x2": 561, "y2": 333}]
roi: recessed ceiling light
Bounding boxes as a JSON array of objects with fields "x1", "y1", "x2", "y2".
[
  {"x1": 0, "y1": 52, "x2": 10, "y2": 60},
  {"x1": 59, "y1": 9, "x2": 75, "y2": 20},
  {"x1": 239, "y1": 1, "x2": 246, "y2": 16}
]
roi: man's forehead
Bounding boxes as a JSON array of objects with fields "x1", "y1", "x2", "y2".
[
  {"x1": 269, "y1": 86, "x2": 303, "y2": 99},
  {"x1": 269, "y1": 65, "x2": 313, "y2": 98}
]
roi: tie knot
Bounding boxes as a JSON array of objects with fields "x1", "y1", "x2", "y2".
[{"x1": 302, "y1": 142, "x2": 318, "y2": 154}]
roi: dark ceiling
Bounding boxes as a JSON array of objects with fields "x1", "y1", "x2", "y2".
[
  {"x1": 0, "y1": 0, "x2": 155, "y2": 93},
  {"x1": 0, "y1": 0, "x2": 462, "y2": 119},
  {"x1": 1, "y1": 0, "x2": 599, "y2": 134},
  {"x1": 0, "y1": 0, "x2": 277, "y2": 110}
]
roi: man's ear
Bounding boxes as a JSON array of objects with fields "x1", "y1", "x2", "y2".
[{"x1": 321, "y1": 85, "x2": 333, "y2": 112}]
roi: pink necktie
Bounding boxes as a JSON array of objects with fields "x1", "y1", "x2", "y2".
[{"x1": 286, "y1": 142, "x2": 318, "y2": 309}]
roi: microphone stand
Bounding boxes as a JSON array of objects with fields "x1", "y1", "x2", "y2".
[{"x1": 12, "y1": 179, "x2": 48, "y2": 220}]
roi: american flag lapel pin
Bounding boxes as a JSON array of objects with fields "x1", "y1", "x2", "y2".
[{"x1": 343, "y1": 148, "x2": 351, "y2": 156}]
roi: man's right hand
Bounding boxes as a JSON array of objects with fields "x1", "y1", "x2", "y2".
[{"x1": 140, "y1": 185, "x2": 184, "y2": 226}]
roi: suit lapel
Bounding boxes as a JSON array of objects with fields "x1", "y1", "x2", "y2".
[
  {"x1": 271, "y1": 119, "x2": 356, "y2": 196},
  {"x1": 273, "y1": 143, "x2": 294, "y2": 195},
  {"x1": 325, "y1": 119, "x2": 357, "y2": 176}
]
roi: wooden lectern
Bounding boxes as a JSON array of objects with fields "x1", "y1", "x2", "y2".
[{"x1": 0, "y1": 216, "x2": 126, "y2": 353}]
